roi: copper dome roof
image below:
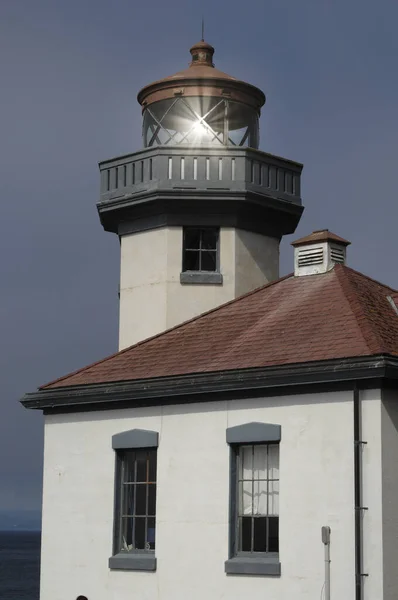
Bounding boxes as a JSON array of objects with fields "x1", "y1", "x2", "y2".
[{"x1": 137, "y1": 40, "x2": 266, "y2": 113}]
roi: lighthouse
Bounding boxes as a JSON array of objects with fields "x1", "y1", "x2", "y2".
[{"x1": 97, "y1": 40, "x2": 303, "y2": 349}]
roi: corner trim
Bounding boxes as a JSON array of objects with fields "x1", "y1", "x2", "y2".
[
  {"x1": 109, "y1": 553, "x2": 156, "y2": 571},
  {"x1": 226, "y1": 422, "x2": 281, "y2": 444},
  {"x1": 225, "y1": 556, "x2": 281, "y2": 576},
  {"x1": 112, "y1": 429, "x2": 158, "y2": 449},
  {"x1": 180, "y1": 271, "x2": 223, "y2": 285}
]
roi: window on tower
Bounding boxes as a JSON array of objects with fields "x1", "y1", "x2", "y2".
[
  {"x1": 182, "y1": 227, "x2": 218, "y2": 271},
  {"x1": 180, "y1": 227, "x2": 223, "y2": 284}
]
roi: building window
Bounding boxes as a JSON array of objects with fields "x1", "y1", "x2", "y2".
[
  {"x1": 109, "y1": 428, "x2": 158, "y2": 571},
  {"x1": 225, "y1": 422, "x2": 281, "y2": 576},
  {"x1": 180, "y1": 227, "x2": 223, "y2": 284},
  {"x1": 115, "y1": 449, "x2": 157, "y2": 554},
  {"x1": 236, "y1": 444, "x2": 279, "y2": 553},
  {"x1": 182, "y1": 227, "x2": 219, "y2": 272}
]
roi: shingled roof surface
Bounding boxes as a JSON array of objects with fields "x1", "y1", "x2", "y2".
[{"x1": 41, "y1": 265, "x2": 398, "y2": 389}]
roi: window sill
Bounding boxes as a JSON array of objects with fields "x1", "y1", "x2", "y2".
[
  {"x1": 180, "y1": 271, "x2": 223, "y2": 285},
  {"x1": 225, "y1": 556, "x2": 281, "y2": 576},
  {"x1": 109, "y1": 552, "x2": 156, "y2": 571}
]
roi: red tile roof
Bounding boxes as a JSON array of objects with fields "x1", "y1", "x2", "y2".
[
  {"x1": 292, "y1": 229, "x2": 351, "y2": 247},
  {"x1": 41, "y1": 265, "x2": 398, "y2": 389}
]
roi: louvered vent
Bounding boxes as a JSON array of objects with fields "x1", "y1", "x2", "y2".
[
  {"x1": 293, "y1": 230, "x2": 350, "y2": 276},
  {"x1": 297, "y1": 247, "x2": 324, "y2": 267},
  {"x1": 330, "y1": 246, "x2": 345, "y2": 264}
]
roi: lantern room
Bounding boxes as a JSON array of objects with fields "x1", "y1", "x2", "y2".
[
  {"x1": 137, "y1": 41, "x2": 265, "y2": 149},
  {"x1": 98, "y1": 38, "x2": 303, "y2": 349}
]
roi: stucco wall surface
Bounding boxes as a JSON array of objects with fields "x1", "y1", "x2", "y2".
[
  {"x1": 40, "y1": 390, "x2": 361, "y2": 600},
  {"x1": 361, "y1": 389, "x2": 383, "y2": 599},
  {"x1": 381, "y1": 389, "x2": 398, "y2": 600}
]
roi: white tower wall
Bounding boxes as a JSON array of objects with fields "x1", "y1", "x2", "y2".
[{"x1": 118, "y1": 226, "x2": 279, "y2": 350}]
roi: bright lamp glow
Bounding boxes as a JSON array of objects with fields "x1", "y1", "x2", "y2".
[{"x1": 192, "y1": 120, "x2": 209, "y2": 139}]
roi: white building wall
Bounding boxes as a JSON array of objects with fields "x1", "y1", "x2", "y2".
[
  {"x1": 118, "y1": 227, "x2": 279, "y2": 350},
  {"x1": 361, "y1": 389, "x2": 384, "y2": 599},
  {"x1": 381, "y1": 389, "x2": 398, "y2": 600},
  {"x1": 40, "y1": 390, "x2": 366, "y2": 600}
]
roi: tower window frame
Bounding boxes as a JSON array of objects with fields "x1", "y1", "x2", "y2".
[{"x1": 180, "y1": 227, "x2": 223, "y2": 285}]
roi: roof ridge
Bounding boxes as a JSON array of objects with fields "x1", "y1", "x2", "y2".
[
  {"x1": 334, "y1": 264, "x2": 387, "y2": 354},
  {"x1": 344, "y1": 265, "x2": 397, "y2": 293},
  {"x1": 40, "y1": 273, "x2": 293, "y2": 389}
]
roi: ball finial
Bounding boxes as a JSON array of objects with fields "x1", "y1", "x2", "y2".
[{"x1": 189, "y1": 39, "x2": 215, "y2": 68}]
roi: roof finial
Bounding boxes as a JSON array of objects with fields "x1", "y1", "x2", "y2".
[{"x1": 201, "y1": 17, "x2": 205, "y2": 42}]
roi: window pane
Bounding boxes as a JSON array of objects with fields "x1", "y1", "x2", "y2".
[
  {"x1": 123, "y1": 451, "x2": 136, "y2": 483},
  {"x1": 148, "y1": 485, "x2": 156, "y2": 516},
  {"x1": 147, "y1": 517, "x2": 156, "y2": 550},
  {"x1": 268, "y1": 445, "x2": 279, "y2": 479},
  {"x1": 148, "y1": 452, "x2": 157, "y2": 483},
  {"x1": 121, "y1": 482, "x2": 135, "y2": 516},
  {"x1": 253, "y1": 445, "x2": 267, "y2": 480},
  {"x1": 135, "y1": 484, "x2": 147, "y2": 516},
  {"x1": 253, "y1": 480, "x2": 267, "y2": 515},
  {"x1": 200, "y1": 250, "x2": 217, "y2": 271},
  {"x1": 136, "y1": 451, "x2": 148, "y2": 482},
  {"x1": 240, "y1": 446, "x2": 253, "y2": 479},
  {"x1": 268, "y1": 480, "x2": 279, "y2": 515},
  {"x1": 184, "y1": 250, "x2": 200, "y2": 271},
  {"x1": 184, "y1": 228, "x2": 201, "y2": 249},
  {"x1": 239, "y1": 481, "x2": 253, "y2": 515},
  {"x1": 253, "y1": 517, "x2": 267, "y2": 552},
  {"x1": 268, "y1": 517, "x2": 279, "y2": 552},
  {"x1": 134, "y1": 517, "x2": 146, "y2": 550},
  {"x1": 240, "y1": 516, "x2": 252, "y2": 552},
  {"x1": 201, "y1": 229, "x2": 218, "y2": 250},
  {"x1": 120, "y1": 516, "x2": 133, "y2": 551}
]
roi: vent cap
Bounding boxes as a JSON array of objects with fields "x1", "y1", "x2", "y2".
[{"x1": 292, "y1": 229, "x2": 350, "y2": 276}]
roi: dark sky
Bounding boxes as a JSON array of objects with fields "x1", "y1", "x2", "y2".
[{"x1": 1, "y1": 0, "x2": 398, "y2": 513}]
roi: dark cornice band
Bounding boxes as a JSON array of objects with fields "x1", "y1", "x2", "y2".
[
  {"x1": 98, "y1": 190, "x2": 303, "y2": 238},
  {"x1": 20, "y1": 355, "x2": 398, "y2": 414}
]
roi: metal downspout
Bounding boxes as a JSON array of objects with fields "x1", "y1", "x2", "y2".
[{"x1": 354, "y1": 385, "x2": 367, "y2": 600}]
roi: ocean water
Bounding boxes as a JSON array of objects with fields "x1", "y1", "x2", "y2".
[{"x1": 0, "y1": 531, "x2": 40, "y2": 599}]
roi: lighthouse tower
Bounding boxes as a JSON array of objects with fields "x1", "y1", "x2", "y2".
[{"x1": 98, "y1": 40, "x2": 304, "y2": 349}]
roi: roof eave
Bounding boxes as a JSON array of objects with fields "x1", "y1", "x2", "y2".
[{"x1": 21, "y1": 354, "x2": 398, "y2": 414}]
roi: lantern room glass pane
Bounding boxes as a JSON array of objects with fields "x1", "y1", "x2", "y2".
[{"x1": 143, "y1": 97, "x2": 259, "y2": 149}]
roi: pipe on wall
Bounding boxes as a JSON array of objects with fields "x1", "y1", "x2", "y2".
[{"x1": 354, "y1": 385, "x2": 364, "y2": 600}]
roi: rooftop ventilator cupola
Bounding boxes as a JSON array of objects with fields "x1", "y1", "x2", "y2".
[{"x1": 292, "y1": 229, "x2": 350, "y2": 276}]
